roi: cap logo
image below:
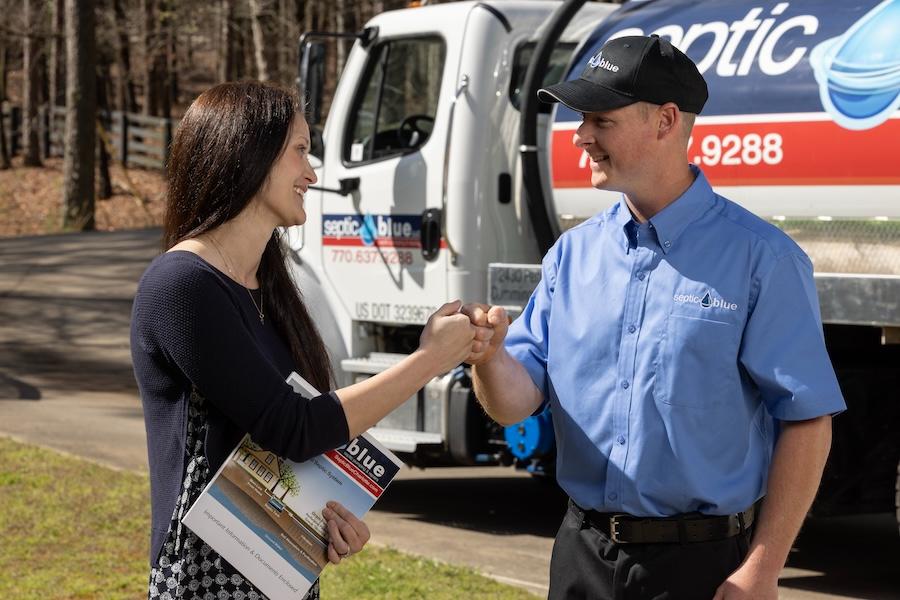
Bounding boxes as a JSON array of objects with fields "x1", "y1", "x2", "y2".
[{"x1": 588, "y1": 51, "x2": 619, "y2": 73}]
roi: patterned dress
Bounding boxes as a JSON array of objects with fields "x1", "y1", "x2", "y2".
[{"x1": 148, "y1": 391, "x2": 319, "y2": 600}]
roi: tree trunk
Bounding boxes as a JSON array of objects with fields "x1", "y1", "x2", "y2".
[
  {"x1": 0, "y1": 40, "x2": 11, "y2": 170},
  {"x1": 165, "y1": 1, "x2": 175, "y2": 112},
  {"x1": 303, "y1": 0, "x2": 312, "y2": 36},
  {"x1": 248, "y1": 0, "x2": 268, "y2": 81},
  {"x1": 113, "y1": 0, "x2": 137, "y2": 112},
  {"x1": 22, "y1": 0, "x2": 43, "y2": 166},
  {"x1": 142, "y1": 0, "x2": 167, "y2": 116},
  {"x1": 275, "y1": 0, "x2": 287, "y2": 83},
  {"x1": 185, "y1": 30, "x2": 192, "y2": 69},
  {"x1": 218, "y1": 0, "x2": 234, "y2": 82},
  {"x1": 238, "y1": 16, "x2": 251, "y2": 79},
  {"x1": 63, "y1": 0, "x2": 96, "y2": 230},
  {"x1": 48, "y1": 0, "x2": 64, "y2": 109},
  {"x1": 96, "y1": 59, "x2": 112, "y2": 199},
  {"x1": 334, "y1": 0, "x2": 345, "y2": 76},
  {"x1": 142, "y1": 0, "x2": 154, "y2": 114}
]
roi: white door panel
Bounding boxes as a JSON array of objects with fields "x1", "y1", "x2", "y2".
[{"x1": 319, "y1": 14, "x2": 468, "y2": 326}]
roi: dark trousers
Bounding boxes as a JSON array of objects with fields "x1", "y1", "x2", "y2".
[{"x1": 549, "y1": 502, "x2": 752, "y2": 600}]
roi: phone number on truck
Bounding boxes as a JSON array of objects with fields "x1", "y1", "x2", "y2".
[{"x1": 331, "y1": 248, "x2": 414, "y2": 265}]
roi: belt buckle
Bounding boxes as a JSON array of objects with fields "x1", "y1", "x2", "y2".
[{"x1": 609, "y1": 515, "x2": 623, "y2": 543}]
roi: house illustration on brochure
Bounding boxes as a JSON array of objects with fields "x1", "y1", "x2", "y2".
[{"x1": 235, "y1": 438, "x2": 300, "y2": 503}]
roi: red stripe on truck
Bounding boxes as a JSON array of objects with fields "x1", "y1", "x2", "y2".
[{"x1": 551, "y1": 117, "x2": 900, "y2": 188}]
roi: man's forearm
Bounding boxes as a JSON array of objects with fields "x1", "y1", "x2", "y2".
[
  {"x1": 472, "y1": 348, "x2": 544, "y2": 426},
  {"x1": 743, "y1": 416, "x2": 832, "y2": 578}
]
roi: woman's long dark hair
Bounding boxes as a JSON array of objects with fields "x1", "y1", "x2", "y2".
[{"x1": 164, "y1": 81, "x2": 332, "y2": 391}]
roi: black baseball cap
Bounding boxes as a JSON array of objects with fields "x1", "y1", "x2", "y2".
[{"x1": 538, "y1": 35, "x2": 708, "y2": 114}]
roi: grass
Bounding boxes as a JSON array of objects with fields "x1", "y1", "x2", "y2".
[
  {"x1": 320, "y1": 546, "x2": 533, "y2": 599},
  {"x1": 0, "y1": 437, "x2": 149, "y2": 599},
  {"x1": 0, "y1": 437, "x2": 535, "y2": 599}
]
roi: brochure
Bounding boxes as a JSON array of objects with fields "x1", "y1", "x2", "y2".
[{"x1": 182, "y1": 372, "x2": 403, "y2": 599}]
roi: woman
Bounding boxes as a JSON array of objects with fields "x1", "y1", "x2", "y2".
[{"x1": 131, "y1": 81, "x2": 486, "y2": 600}]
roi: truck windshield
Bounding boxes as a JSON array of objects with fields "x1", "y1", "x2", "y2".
[{"x1": 510, "y1": 42, "x2": 577, "y2": 113}]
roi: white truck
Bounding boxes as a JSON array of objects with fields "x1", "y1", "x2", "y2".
[{"x1": 290, "y1": 0, "x2": 900, "y2": 527}]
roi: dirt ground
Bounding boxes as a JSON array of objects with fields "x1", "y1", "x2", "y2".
[{"x1": 0, "y1": 156, "x2": 167, "y2": 237}]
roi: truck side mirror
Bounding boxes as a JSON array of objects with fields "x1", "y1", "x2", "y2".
[{"x1": 298, "y1": 40, "x2": 326, "y2": 126}]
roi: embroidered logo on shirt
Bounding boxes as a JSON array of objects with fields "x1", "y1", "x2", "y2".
[{"x1": 673, "y1": 291, "x2": 739, "y2": 311}]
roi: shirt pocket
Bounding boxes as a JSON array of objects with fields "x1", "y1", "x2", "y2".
[{"x1": 654, "y1": 313, "x2": 738, "y2": 408}]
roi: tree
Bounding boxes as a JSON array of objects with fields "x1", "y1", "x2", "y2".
[
  {"x1": 112, "y1": 0, "x2": 137, "y2": 112},
  {"x1": 96, "y1": 58, "x2": 113, "y2": 199},
  {"x1": 22, "y1": 0, "x2": 43, "y2": 166},
  {"x1": 141, "y1": 0, "x2": 170, "y2": 118},
  {"x1": 48, "y1": 0, "x2": 64, "y2": 109},
  {"x1": 276, "y1": 460, "x2": 300, "y2": 500},
  {"x1": 217, "y1": 0, "x2": 234, "y2": 82},
  {"x1": 63, "y1": 0, "x2": 96, "y2": 230},
  {"x1": 0, "y1": 38, "x2": 10, "y2": 170},
  {"x1": 165, "y1": 1, "x2": 177, "y2": 106},
  {"x1": 247, "y1": 0, "x2": 268, "y2": 81},
  {"x1": 333, "y1": 0, "x2": 345, "y2": 75}
]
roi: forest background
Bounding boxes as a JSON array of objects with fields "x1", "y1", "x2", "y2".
[{"x1": 0, "y1": 0, "x2": 478, "y2": 236}]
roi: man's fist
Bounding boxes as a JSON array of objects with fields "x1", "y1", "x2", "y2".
[{"x1": 460, "y1": 303, "x2": 509, "y2": 365}]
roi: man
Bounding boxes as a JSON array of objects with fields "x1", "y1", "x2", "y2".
[{"x1": 464, "y1": 35, "x2": 845, "y2": 599}]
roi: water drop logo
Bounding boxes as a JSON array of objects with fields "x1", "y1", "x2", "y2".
[
  {"x1": 588, "y1": 51, "x2": 620, "y2": 72},
  {"x1": 360, "y1": 214, "x2": 376, "y2": 246},
  {"x1": 810, "y1": 0, "x2": 900, "y2": 130},
  {"x1": 700, "y1": 292, "x2": 712, "y2": 308}
]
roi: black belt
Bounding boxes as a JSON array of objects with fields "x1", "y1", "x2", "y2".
[{"x1": 569, "y1": 499, "x2": 759, "y2": 544}]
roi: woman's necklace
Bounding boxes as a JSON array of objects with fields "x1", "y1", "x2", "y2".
[{"x1": 207, "y1": 234, "x2": 265, "y2": 324}]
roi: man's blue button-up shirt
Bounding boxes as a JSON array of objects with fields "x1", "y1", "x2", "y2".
[{"x1": 506, "y1": 168, "x2": 846, "y2": 516}]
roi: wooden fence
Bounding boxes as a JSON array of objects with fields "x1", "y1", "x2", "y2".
[{"x1": 1, "y1": 102, "x2": 178, "y2": 170}]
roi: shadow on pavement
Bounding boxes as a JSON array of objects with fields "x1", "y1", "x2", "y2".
[
  {"x1": 0, "y1": 296, "x2": 140, "y2": 396},
  {"x1": 781, "y1": 513, "x2": 900, "y2": 599},
  {"x1": 0, "y1": 228, "x2": 162, "y2": 399},
  {"x1": 375, "y1": 474, "x2": 568, "y2": 538},
  {"x1": 0, "y1": 372, "x2": 41, "y2": 400}
]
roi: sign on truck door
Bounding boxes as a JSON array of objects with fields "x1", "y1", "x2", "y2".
[{"x1": 318, "y1": 33, "x2": 451, "y2": 326}]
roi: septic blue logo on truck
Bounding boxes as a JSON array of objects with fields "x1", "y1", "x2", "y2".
[
  {"x1": 322, "y1": 214, "x2": 421, "y2": 248},
  {"x1": 810, "y1": 0, "x2": 900, "y2": 130}
]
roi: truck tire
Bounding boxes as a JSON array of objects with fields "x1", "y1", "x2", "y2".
[{"x1": 448, "y1": 382, "x2": 480, "y2": 466}]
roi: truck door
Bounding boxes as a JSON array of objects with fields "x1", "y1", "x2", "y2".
[{"x1": 319, "y1": 33, "x2": 449, "y2": 327}]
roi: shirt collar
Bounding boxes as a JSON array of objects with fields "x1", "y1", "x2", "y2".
[
  {"x1": 646, "y1": 165, "x2": 715, "y2": 254},
  {"x1": 610, "y1": 200, "x2": 636, "y2": 252},
  {"x1": 609, "y1": 166, "x2": 715, "y2": 254}
]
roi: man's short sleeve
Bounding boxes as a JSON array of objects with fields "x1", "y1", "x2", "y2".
[
  {"x1": 740, "y1": 252, "x2": 846, "y2": 420},
  {"x1": 504, "y1": 244, "x2": 559, "y2": 401}
]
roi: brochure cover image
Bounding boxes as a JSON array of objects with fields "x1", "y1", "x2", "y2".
[{"x1": 182, "y1": 372, "x2": 403, "y2": 600}]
